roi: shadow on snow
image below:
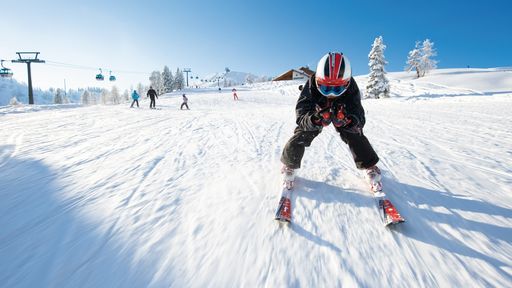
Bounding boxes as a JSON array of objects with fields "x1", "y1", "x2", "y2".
[
  {"x1": 0, "y1": 147, "x2": 160, "y2": 287},
  {"x1": 385, "y1": 179, "x2": 511, "y2": 281}
]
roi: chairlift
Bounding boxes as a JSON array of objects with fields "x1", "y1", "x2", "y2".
[
  {"x1": 0, "y1": 60, "x2": 13, "y2": 78},
  {"x1": 96, "y1": 68, "x2": 104, "y2": 81},
  {"x1": 109, "y1": 70, "x2": 116, "y2": 81}
]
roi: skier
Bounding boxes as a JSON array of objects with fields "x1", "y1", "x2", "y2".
[
  {"x1": 232, "y1": 88, "x2": 239, "y2": 100},
  {"x1": 180, "y1": 94, "x2": 189, "y2": 110},
  {"x1": 280, "y1": 52, "x2": 381, "y2": 191},
  {"x1": 147, "y1": 86, "x2": 158, "y2": 109},
  {"x1": 130, "y1": 90, "x2": 140, "y2": 108}
]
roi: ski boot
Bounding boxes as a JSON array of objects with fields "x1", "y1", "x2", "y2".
[
  {"x1": 281, "y1": 165, "x2": 296, "y2": 190},
  {"x1": 365, "y1": 165, "x2": 382, "y2": 193}
]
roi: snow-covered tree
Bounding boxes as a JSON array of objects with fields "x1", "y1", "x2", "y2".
[
  {"x1": 162, "y1": 66, "x2": 174, "y2": 93},
  {"x1": 9, "y1": 97, "x2": 20, "y2": 106},
  {"x1": 149, "y1": 71, "x2": 164, "y2": 94},
  {"x1": 81, "y1": 90, "x2": 90, "y2": 105},
  {"x1": 174, "y1": 68, "x2": 185, "y2": 90},
  {"x1": 100, "y1": 89, "x2": 110, "y2": 104},
  {"x1": 245, "y1": 74, "x2": 256, "y2": 84},
  {"x1": 406, "y1": 42, "x2": 422, "y2": 78},
  {"x1": 89, "y1": 92, "x2": 98, "y2": 105},
  {"x1": 136, "y1": 83, "x2": 145, "y2": 98},
  {"x1": 111, "y1": 86, "x2": 120, "y2": 104},
  {"x1": 54, "y1": 88, "x2": 63, "y2": 104},
  {"x1": 122, "y1": 89, "x2": 130, "y2": 102},
  {"x1": 406, "y1": 39, "x2": 438, "y2": 78},
  {"x1": 366, "y1": 36, "x2": 390, "y2": 99},
  {"x1": 420, "y1": 39, "x2": 437, "y2": 77}
]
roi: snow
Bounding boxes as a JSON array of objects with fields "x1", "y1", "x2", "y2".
[{"x1": 1, "y1": 68, "x2": 511, "y2": 287}]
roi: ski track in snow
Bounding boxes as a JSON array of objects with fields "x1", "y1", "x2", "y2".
[{"x1": 0, "y1": 74, "x2": 511, "y2": 287}]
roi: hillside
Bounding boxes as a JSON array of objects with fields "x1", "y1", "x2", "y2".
[{"x1": 1, "y1": 69, "x2": 511, "y2": 287}]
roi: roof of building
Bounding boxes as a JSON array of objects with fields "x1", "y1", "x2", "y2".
[{"x1": 273, "y1": 66, "x2": 314, "y2": 81}]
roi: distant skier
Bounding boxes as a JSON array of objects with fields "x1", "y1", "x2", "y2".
[
  {"x1": 280, "y1": 52, "x2": 381, "y2": 190},
  {"x1": 147, "y1": 86, "x2": 158, "y2": 109},
  {"x1": 232, "y1": 88, "x2": 239, "y2": 100},
  {"x1": 130, "y1": 90, "x2": 140, "y2": 108},
  {"x1": 180, "y1": 94, "x2": 189, "y2": 110}
]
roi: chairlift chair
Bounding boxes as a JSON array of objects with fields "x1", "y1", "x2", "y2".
[
  {"x1": 0, "y1": 60, "x2": 13, "y2": 78},
  {"x1": 96, "y1": 68, "x2": 104, "y2": 81},
  {"x1": 109, "y1": 70, "x2": 116, "y2": 81}
]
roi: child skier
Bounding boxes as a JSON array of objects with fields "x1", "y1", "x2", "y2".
[
  {"x1": 232, "y1": 88, "x2": 239, "y2": 100},
  {"x1": 130, "y1": 90, "x2": 140, "y2": 108},
  {"x1": 280, "y1": 52, "x2": 381, "y2": 191},
  {"x1": 180, "y1": 94, "x2": 189, "y2": 110}
]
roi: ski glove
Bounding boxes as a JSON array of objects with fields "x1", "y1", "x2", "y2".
[
  {"x1": 342, "y1": 114, "x2": 363, "y2": 134},
  {"x1": 332, "y1": 108, "x2": 352, "y2": 128},
  {"x1": 312, "y1": 107, "x2": 332, "y2": 127}
]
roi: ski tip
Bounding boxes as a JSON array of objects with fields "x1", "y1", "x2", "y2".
[
  {"x1": 275, "y1": 217, "x2": 291, "y2": 224},
  {"x1": 385, "y1": 218, "x2": 406, "y2": 227}
]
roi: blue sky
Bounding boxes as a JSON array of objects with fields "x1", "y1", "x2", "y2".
[{"x1": 1, "y1": 0, "x2": 510, "y2": 89}]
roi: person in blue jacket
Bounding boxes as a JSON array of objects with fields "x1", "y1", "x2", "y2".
[{"x1": 130, "y1": 90, "x2": 140, "y2": 108}]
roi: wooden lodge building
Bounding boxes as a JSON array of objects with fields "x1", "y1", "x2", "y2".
[{"x1": 273, "y1": 66, "x2": 314, "y2": 81}]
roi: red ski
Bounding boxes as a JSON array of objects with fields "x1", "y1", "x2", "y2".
[
  {"x1": 373, "y1": 192, "x2": 405, "y2": 226},
  {"x1": 275, "y1": 185, "x2": 292, "y2": 223}
]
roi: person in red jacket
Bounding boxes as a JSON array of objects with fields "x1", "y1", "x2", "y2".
[
  {"x1": 232, "y1": 88, "x2": 239, "y2": 100},
  {"x1": 280, "y1": 52, "x2": 381, "y2": 191}
]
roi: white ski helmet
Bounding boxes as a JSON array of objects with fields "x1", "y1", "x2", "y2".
[{"x1": 315, "y1": 52, "x2": 351, "y2": 97}]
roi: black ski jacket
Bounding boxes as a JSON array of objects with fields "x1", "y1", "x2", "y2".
[
  {"x1": 295, "y1": 74, "x2": 365, "y2": 131},
  {"x1": 147, "y1": 88, "x2": 158, "y2": 98}
]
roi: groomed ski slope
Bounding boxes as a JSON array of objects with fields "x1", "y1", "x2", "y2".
[{"x1": 1, "y1": 68, "x2": 511, "y2": 287}]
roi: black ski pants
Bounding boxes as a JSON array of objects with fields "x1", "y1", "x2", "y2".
[
  {"x1": 281, "y1": 126, "x2": 379, "y2": 169},
  {"x1": 130, "y1": 100, "x2": 139, "y2": 108},
  {"x1": 180, "y1": 103, "x2": 189, "y2": 110},
  {"x1": 149, "y1": 96, "x2": 156, "y2": 108}
]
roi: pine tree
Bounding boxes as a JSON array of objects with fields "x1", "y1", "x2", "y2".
[
  {"x1": 174, "y1": 68, "x2": 185, "y2": 90},
  {"x1": 162, "y1": 66, "x2": 174, "y2": 93},
  {"x1": 54, "y1": 88, "x2": 63, "y2": 104},
  {"x1": 111, "y1": 86, "x2": 120, "y2": 104},
  {"x1": 89, "y1": 92, "x2": 98, "y2": 105},
  {"x1": 366, "y1": 36, "x2": 390, "y2": 99},
  {"x1": 406, "y1": 41, "x2": 422, "y2": 78},
  {"x1": 149, "y1": 71, "x2": 164, "y2": 94},
  {"x1": 136, "y1": 83, "x2": 145, "y2": 98},
  {"x1": 420, "y1": 39, "x2": 437, "y2": 77},
  {"x1": 122, "y1": 89, "x2": 130, "y2": 102},
  {"x1": 81, "y1": 90, "x2": 90, "y2": 105},
  {"x1": 100, "y1": 89, "x2": 110, "y2": 104}
]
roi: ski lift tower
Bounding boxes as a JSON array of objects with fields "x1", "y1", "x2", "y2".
[
  {"x1": 12, "y1": 52, "x2": 45, "y2": 104},
  {"x1": 183, "y1": 68, "x2": 191, "y2": 87}
]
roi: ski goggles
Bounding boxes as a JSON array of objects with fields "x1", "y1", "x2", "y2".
[{"x1": 318, "y1": 84, "x2": 347, "y2": 97}]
